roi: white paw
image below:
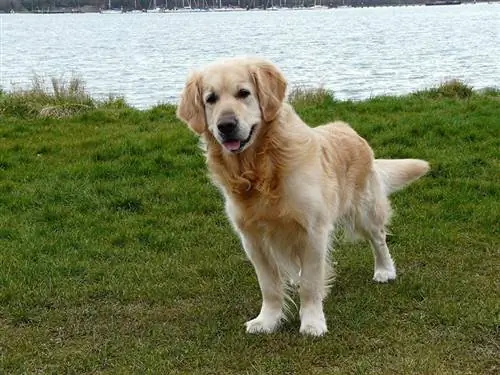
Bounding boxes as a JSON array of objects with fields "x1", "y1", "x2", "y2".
[
  {"x1": 299, "y1": 306, "x2": 327, "y2": 337},
  {"x1": 245, "y1": 313, "x2": 283, "y2": 334},
  {"x1": 373, "y1": 266, "x2": 396, "y2": 283},
  {"x1": 299, "y1": 318, "x2": 327, "y2": 336}
]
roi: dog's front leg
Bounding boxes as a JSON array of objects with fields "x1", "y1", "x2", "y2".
[
  {"x1": 240, "y1": 233, "x2": 285, "y2": 334},
  {"x1": 298, "y1": 230, "x2": 329, "y2": 336}
]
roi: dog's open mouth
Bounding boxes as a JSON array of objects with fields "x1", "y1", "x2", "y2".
[{"x1": 222, "y1": 125, "x2": 256, "y2": 153}]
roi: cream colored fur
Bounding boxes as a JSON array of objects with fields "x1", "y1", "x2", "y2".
[{"x1": 176, "y1": 57, "x2": 430, "y2": 336}]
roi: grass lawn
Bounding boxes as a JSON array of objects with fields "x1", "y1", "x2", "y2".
[{"x1": 0, "y1": 82, "x2": 498, "y2": 374}]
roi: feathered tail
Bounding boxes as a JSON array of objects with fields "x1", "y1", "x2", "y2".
[{"x1": 374, "y1": 159, "x2": 430, "y2": 195}]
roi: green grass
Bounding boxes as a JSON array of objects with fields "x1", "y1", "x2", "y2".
[{"x1": 0, "y1": 81, "x2": 499, "y2": 374}]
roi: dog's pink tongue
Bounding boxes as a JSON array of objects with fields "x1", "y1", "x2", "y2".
[{"x1": 223, "y1": 140, "x2": 241, "y2": 152}]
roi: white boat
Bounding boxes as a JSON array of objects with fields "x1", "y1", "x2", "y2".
[
  {"x1": 148, "y1": 7, "x2": 165, "y2": 12},
  {"x1": 100, "y1": 9, "x2": 123, "y2": 13},
  {"x1": 312, "y1": 0, "x2": 329, "y2": 9}
]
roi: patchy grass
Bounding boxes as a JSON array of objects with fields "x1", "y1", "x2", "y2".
[
  {"x1": 412, "y1": 79, "x2": 475, "y2": 100},
  {"x1": 0, "y1": 82, "x2": 499, "y2": 374},
  {"x1": 289, "y1": 86, "x2": 335, "y2": 107},
  {"x1": 0, "y1": 76, "x2": 127, "y2": 119}
]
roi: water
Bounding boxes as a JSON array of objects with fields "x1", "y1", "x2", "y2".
[{"x1": 1, "y1": 4, "x2": 499, "y2": 108}]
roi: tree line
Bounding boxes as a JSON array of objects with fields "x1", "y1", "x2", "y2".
[{"x1": 2, "y1": 0, "x2": 485, "y2": 13}]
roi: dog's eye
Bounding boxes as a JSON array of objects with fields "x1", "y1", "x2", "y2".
[
  {"x1": 236, "y1": 89, "x2": 251, "y2": 99},
  {"x1": 206, "y1": 93, "x2": 218, "y2": 105}
]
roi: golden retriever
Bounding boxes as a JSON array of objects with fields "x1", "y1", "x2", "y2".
[{"x1": 176, "y1": 57, "x2": 429, "y2": 336}]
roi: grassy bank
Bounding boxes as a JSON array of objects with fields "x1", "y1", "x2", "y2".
[{"x1": 0, "y1": 81, "x2": 498, "y2": 374}]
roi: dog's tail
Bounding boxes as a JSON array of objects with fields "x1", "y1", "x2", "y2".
[{"x1": 374, "y1": 159, "x2": 430, "y2": 195}]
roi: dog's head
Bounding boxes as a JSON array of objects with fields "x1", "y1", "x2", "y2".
[{"x1": 176, "y1": 58, "x2": 287, "y2": 153}]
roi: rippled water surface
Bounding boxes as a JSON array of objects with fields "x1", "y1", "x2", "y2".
[{"x1": 1, "y1": 4, "x2": 499, "y2": 108}]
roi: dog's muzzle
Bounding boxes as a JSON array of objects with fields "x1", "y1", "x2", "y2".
[
  {"x1": 217, "y1": 112, "x2": 255, "y2": 153},
  {"x1": 217, "y1": 113, "x2": 239, "y2": 140}
]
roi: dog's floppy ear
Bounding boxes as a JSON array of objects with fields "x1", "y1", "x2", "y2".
[
  {"x1": 251, "y1": 60, "x2": 287, "y2": 123},
  {"x1": 176, "y1": 71, "x2": 206, "y2": 135}
]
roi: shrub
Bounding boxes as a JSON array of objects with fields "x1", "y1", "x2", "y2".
[
  {"x1": 288, "y1": 86, "x2": 335, "y2": 106},
  {"x1": 0, "y1": 75, "x2": 95, "y2": 118},
  {"x1": 415, "y1": 79, "x2": 474, "y2": 99}
]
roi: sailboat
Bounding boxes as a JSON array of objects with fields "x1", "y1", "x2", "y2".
[
  {"x1": 266, "y1": 0, "x2": 280, "y2": 10},
  {"x1": 312, "y1": 0, "x2": 328, "y2": 9},
  {"x1": 100, "y1": 0, "x2": 122, "y2": 13},
  {"x1": 148, "y1": 0, "x2": 165, "y2": 12},
  {"x1": 127, "y1": 0, "x2": 146, "y2": 12}
]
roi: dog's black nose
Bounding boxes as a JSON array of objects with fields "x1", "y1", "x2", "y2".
[{"x1": 217, "y1": 114, "x2": 238, "y2": 136}]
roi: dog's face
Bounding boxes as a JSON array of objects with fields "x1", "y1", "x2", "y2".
[
  {"x1": 201, "y1": 62, "x2": 262, "y2": 153},
  {"x1": 177, "y1": 58, "x2": 287, "y2": 153}
]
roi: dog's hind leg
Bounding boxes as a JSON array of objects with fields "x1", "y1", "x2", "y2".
[
  {"x1": 368, "y1": 227, "x2": 396, "y2": 283},
  {"x1": 358, "y1": 194, "x2": 396, "y2": 283},
  {"x1": 241, "y1": 233, "x2": 285, "y2": 334}
]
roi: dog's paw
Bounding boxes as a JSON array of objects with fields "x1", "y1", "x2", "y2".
[
  {"x1": 373, "y1": 266, "x2": 396, "y2": 283},
  {"x1": 299, "y1": 317, "x2": 327, "y2": 337},
  {"x1": 299, "y1": 307, "x2": 327, "y2": 337},
  {"x1": 245, "y1": 313, "x2": 283, "y2": 334}
]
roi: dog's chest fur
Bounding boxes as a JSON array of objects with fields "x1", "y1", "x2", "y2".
[
  {"x1": 224, "y1": 183, "x2": 313, "y2": 244},
  {"x1": 209, "y1": 157, "x2": 290, "y2": 225},
  {"x1": 207, "y1": 148, "x2": 324, "y2": 234}
]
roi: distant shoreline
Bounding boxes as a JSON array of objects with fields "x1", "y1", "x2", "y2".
[{"x1": 4, "y1": 1, "x2": 496, "y2": 15}]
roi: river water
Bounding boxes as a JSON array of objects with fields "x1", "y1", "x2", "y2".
[{"x1": 1, "y1": 3, "x2": 499, "y2": 108}]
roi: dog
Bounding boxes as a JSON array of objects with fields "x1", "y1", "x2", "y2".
[{"x1": 176, "y1": 57, "x2": 429, "y2": 336}]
